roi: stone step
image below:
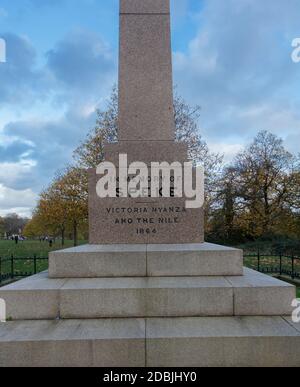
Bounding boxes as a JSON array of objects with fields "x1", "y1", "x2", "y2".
[
  {"x1": 147, "y1": 316, "x2": 300, "y2": 367},
  {"x1": 0, "y1": 269, "x2": 295, "y2": 320},
  {"x1": 0, "y1": 318, "x2": 145, "y2": 367},
  {"x1": 0, "y1": 317, "x2": 299, "y2": 367},
  {"x1": 49, "y1": 242, "x2": 243, "y2": 278}
]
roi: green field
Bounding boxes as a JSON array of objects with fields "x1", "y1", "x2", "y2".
[
  {"x1": 0, "y1": 239, "x2": 87, "y2": 282},
  {"x1": 0, "y1": 239, "x2": 87, "y2": 258}
]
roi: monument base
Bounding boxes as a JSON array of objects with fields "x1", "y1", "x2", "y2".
[
  {"x1": 0, "y1": 317, "x2": 299, "y2": 367},
  {"x1": 48, "y1": 242, "x2": 243, "y2": 278},
  {"x1": 0, "y1": 243, "x2": 299, "y2": 367}
]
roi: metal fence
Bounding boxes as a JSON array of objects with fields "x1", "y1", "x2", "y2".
[
  {"x1": 244, "y1": 252, "x2": 300, "y2": 280},
  {"x1": 0, "y1": 255, "x2": 48, "y2": 285},
  {"x1": 0, "y1": 252, "x2": 299, "y2": 286}
]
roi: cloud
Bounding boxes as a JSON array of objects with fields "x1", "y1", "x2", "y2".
[
  {"x1": 27, "y1": 0, "x2": 65, "y2": 8},
  {"x1": 0, "y1": 140, "x2": 35, "y2": 163},
  {"x1": 0, "y1": 184, "x2": 37, "y2": 217},
  {"x1": 0, "y1": 7, "x2": 8, "y2": 18},
  {"x1": 1, "y1": 16, "x2": 116, "y2": 217},
  {"x1": 285, "y1": 132, "x2": 300, "y2": 156},
  {"x1": 0, "y1": 159, "x2": 37, "y2": 191},
  {"x1": 1, "y1": 98, "x2": 98, "y2": 193},
  {"x1": 0, "y1": 33, "x2": 47, "y2": 106},
  {"x1": 0, "y1": 28, "x2": 115, "y2": 107},
  {"x1": 173, "y1": 0, "x2": 300, "y2": 147},
  {"x1": 0, "y1": 28, "x2": 115, "y2": 204},
  {"x1": 207, "y1": 141, "x2": 244, "y2": 164},
  {"x1": 46, "y1": 29, "x2": 116, "y2": 95}
]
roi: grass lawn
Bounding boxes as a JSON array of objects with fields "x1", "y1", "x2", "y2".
[
  {"x1": 297, "y1": 288, "x2": 300, "y2": 298},
  {"x1": 0, "y1": 239, "x2": 87, "y2": 282},
  {"x1": 0, "y1": 239, "x2": 87, "y2": 258}
]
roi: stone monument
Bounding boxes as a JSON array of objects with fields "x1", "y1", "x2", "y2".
[
  {"x1": 0, "y1": 0, "x2": 299, "y2": 367},
  {"x1": 88, "y1": 0, "x2": 203, "y2": 244}
]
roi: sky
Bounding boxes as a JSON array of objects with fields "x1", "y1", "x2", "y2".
[{"x1": 0, "y1": 0, "x2": 300, "y2": 218}]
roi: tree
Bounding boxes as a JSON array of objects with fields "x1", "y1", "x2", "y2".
[
  {"x1": 25, "y1": 167, "x2": 88, "y2": 246},
  {"x1": 286, "y1": 167, "x2": 300, "y2": 239},
  {"x1": 53, "y1": 167, "x2": 88, "y2": 246},
  {"x1": 50, "y1": 168, "x2": 87, "y2": 245},
  {"x1": 206, "y1": 166, "x2": 245, "y2": 244},
  {"x1": 74, "y1": 86, "x2": 118, "y2": 169},
  {"x1": 230, "y1": 131, "x2": 297, "y2": 238},
  {"x1": 3, "y1": 214, "x2": 29, "y2": 236},
  {"x1": 23, "y1": 211, "x2": 49, "y2": 238},
  {"x1": 288, "y1": 167, "x2": 300, "y2": 211},
  {"x1": 206, "y1": 132, "x2": 300, "y2": 244},
  {"x1": 0, "y1": 216, "x2": 5, "y2": 237}
]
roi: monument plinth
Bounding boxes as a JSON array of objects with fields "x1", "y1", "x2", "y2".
[{"x1": 0, "y1": 0, "x2": 299, "y2": 368}]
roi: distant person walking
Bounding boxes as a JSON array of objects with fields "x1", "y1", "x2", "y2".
[{"x1": 14, "y1": 235, "x2": 18, "y2": 245}]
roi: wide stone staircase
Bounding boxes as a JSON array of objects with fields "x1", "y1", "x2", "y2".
[{"x1": 0, "y1": 243, "x2": 299, "y2": 367}]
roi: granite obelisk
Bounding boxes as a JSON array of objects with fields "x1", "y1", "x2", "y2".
[
  {"x1": 89, "y1": 0, "x2": 204, "y2": 244},
  {"x1": 119, "y1": 0, "x2": 175, "y2": 142}
]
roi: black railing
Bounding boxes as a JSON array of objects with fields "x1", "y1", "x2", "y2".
[
  {"x1": 0, "y1": 255, "x2": 48, "y2": 285},
  {"x1": 0, "y1": 252, "x2": 299, "y2": 286},
  {"x1": 244, "y1": 253, "x2": 300, "y2": 280}
]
